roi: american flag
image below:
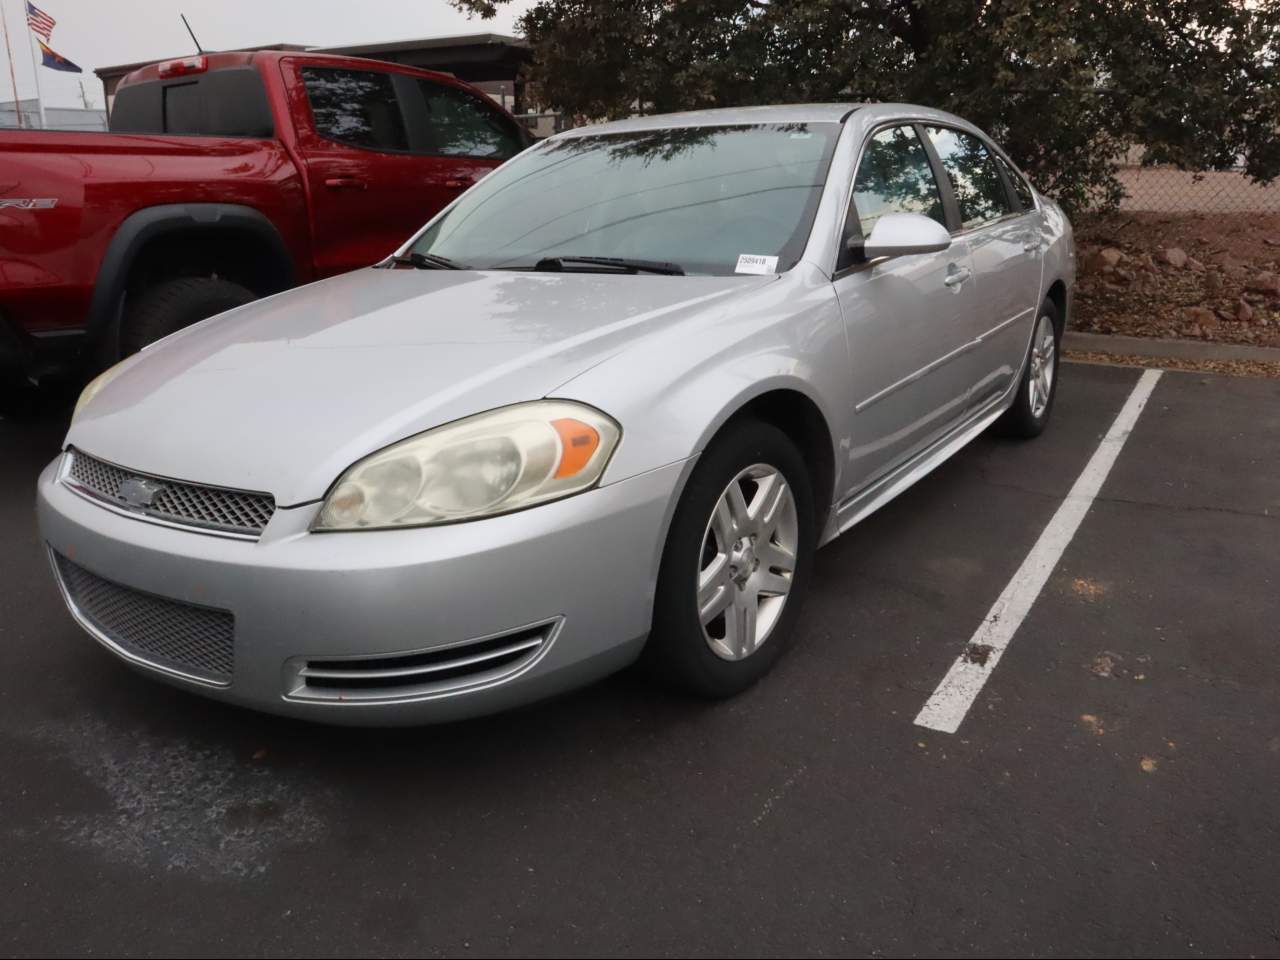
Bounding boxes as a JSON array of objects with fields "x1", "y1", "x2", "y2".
[{"x1": 26, "y1": 2, "x2": 56, "y2": 42}]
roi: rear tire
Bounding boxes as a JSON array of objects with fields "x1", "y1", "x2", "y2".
[
  {"x1": 120, "y1": 277, "x2": 256, "y2": 356},
  {"x1": 644, "y1": 419, "x2": 815, "y2": 698},
  {"x1": 996, "y1": 298, "x2": 1061, "y2": 439}
]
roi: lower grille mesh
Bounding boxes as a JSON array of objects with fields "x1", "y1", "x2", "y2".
[{"x1": 54, "y1": 553, "x2": 235, "y2": 683}]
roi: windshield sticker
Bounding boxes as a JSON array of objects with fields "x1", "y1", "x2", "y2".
[{"x1": 735, "y1": 254, "x2": 779, "y2": 275}]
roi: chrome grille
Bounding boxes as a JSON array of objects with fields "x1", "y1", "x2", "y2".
[
  {"x1": 66, "y1": 449, "x2": 275, "y2": 538},
  {"x1": 287, "y1": 622, "x2": 555, "y2": 703},
  {"x1": 54, "y1": 553, "x2": 234, "y2": 684}
]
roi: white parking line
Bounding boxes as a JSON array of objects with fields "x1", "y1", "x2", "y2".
[{"x1": 914, "y1": 368, "x2": 1163, "y2": 734}]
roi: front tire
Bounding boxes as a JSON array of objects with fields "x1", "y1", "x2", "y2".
[
  {"x1": 644, "y1": 419, "x2": 815, "y2": 698},
  {"x1": 997, "y1": 298, "x2": 1061, "y2": 439}
]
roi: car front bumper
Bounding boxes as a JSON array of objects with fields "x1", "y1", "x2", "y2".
[{"x1": 36, "y1": 454, "x2": 690, "y2": 725}]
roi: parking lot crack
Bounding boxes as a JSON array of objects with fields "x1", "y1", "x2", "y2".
[
  {"x1": 751, "y1": 762, "x2": 807, "y2": 828},
  {"x1": 976, "y1": 471, "x2": 1276, "y2": 522},
  {"x1": 1092, "y1": 494, "x2": 1278, "y2": 522}
]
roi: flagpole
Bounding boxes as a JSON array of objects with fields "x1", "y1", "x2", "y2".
[
  {"x1": 22, "y1": 5, "x2": 47, "y2": 128},
  {"x1": 1, "y1": 0, "x2": 25, "y2": 127}
]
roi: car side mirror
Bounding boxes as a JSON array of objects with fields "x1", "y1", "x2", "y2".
[{"x1": 860, "y1": 212, "x2": 952, "y2": 261}]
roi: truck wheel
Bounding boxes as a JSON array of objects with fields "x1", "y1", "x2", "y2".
[{"x1": 120, "y1": 277, "x2": 256, "y2": 355}]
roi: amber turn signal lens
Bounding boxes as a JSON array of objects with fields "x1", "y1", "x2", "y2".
[{"x1": 551, "y1": 418, "x2": 601, "y2": 478}]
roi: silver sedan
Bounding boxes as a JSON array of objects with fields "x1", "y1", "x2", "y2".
[{"x1": 38, "y1": 103, "x2": 1074, "y2": 724}]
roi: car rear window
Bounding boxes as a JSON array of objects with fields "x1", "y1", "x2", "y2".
[{"x1": 110, "y1": 67, "x2": 274, "y2": 138}]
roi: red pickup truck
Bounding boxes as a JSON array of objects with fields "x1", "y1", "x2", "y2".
[{"x1": 0, "y1": 50, "x2": 528, "y2": 384}]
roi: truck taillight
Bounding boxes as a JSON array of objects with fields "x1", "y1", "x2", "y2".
[{"x1": 159, "y1": 56, "x2": 207, "y2": 78}]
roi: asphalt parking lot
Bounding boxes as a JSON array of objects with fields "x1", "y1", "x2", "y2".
[{"x1": 2, "y1": 361, "x2": 1278, "y2": 958}]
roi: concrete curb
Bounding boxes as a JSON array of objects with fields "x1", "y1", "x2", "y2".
[{"x1": 1063, "y1": 331, "x2": 1280, "y2": 364}]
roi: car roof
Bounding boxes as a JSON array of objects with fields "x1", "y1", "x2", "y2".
[
  {"x1": 554, "y1": 103, "x2": 863, "y2": 137},
  {"x1": 551, "y1": 103, "x2": 980, "y2": 139}
]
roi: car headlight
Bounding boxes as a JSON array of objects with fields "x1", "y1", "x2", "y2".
[
  {"x1": 71, "y1": 361, "x2": 127, "y2": 425},
  {"x1": 313, "y1": 401, "x2": 621, "y2": 531}
]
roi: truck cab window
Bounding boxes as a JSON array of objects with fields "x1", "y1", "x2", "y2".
[
  {"x1": 412, "y1": 80, "x2": 524, "y2": 159},
  {"x1": 301, "y1": 67, "x2": 409, "y2": 152}
]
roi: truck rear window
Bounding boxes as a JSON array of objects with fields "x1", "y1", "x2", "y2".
[{"x1": 110, "y1": 67, "x2": 274, "y2": 138}]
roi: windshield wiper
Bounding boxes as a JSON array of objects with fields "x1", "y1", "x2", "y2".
[
  {"x1": 385, "y1": 251, "x2": 468, "y2": 270},
  {"x1": 533, "y1": 255, "x2": 685, "y2": 276}
]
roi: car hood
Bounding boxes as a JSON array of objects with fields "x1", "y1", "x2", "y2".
[{"x1": 68, "y1": 268, "x2": 767, "y2": 505}]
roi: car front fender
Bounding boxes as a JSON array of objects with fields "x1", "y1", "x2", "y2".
[{"x1": 552, "y1": 263, "x2": 852, "y2": 497}]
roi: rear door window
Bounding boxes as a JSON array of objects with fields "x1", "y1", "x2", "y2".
[
  {"x1": 924, "y1": 126, "x2": 1013, "y2": 229},
  {"x1": 301, "y1": 66, "x2": 408, "y2": 152},
  {"x1": 995, "y1": 154, "x2": 1036, "y2": 211}
]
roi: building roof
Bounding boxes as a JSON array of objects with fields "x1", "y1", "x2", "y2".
[{"x1": 312, "y1": 32, "x2": 526, "y2": 57}]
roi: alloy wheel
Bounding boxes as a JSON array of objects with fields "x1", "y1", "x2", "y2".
[
  {"x1": 1028, "y1": 313, "x2": 1056, "y2": 419},
  {"x1": 696, "y1": 463, "x2": 799, "y2": 661}
]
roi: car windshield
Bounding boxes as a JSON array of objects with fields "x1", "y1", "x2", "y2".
[{"x1": 407, "y1": 122, "x2": 841, "y2": 276}]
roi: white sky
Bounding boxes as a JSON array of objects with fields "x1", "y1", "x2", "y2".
[{"x1": 0, "y1": 0, "x2": 532, "y2": 110}]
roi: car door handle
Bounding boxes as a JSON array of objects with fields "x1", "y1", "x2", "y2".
[
  {"x1": 443, "y1": 177, "x2": 475, "y2": 190},
  {"x1": 943, "y1": 267, "x2": 972, "y2": 288},
  {"x1": 323, "y1": 177, "x2": 365, "y2": 190}
]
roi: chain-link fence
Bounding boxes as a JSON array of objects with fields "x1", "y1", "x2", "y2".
[
  {"x1": 1071, "y1": 152, "x2": 1280, "y2": 350},
  {"x1": 1115, "y1": 164, "x2": 1280, "y2": 214}
]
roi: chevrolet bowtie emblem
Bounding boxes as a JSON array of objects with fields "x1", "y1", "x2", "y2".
[{"x1": 117, "y1": 476, "x2": 163, "y2": 508}]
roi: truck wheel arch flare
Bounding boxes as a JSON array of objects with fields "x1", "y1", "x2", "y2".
[{"x1": 86, "y1": 203, "x2": 296, "y2": 349}]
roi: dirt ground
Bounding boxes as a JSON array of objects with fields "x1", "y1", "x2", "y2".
[
  {"x1": 1072, "y1": 212, "x2": 1280, "y2": 348},
  {"x1": 1065, "y1": 349, "x2": 1280, "y2": 380}
]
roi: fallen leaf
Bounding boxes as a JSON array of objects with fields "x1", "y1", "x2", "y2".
[
  {"x1": 1080, "y1": 714, "x2": 1106, "y2": 736},
  {"x1": 1140, "y1": 756, "x2": 1158, "y2": 773},
  {"x1": 964, "y1": 643, "x2": 994, "y2": 666},
  {"x1": 1071, "y1": 577, "x2": 1108, "y2": 601},
  {"x1": 1089, "y1": 651, "x2": 1122, "y2": 678}
]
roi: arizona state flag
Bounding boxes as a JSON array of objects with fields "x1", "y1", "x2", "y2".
[{"x1": 37, "y1": 39, "x2": 81, "y2": 73}]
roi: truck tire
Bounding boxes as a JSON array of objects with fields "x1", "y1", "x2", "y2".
[{"x1": 120, "y1": 277, "x2": 256, "y2": 355}]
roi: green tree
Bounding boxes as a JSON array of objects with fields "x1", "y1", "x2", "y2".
[{"x1": 454, "y1": 0, "x2": 1280, "y2": 213}]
